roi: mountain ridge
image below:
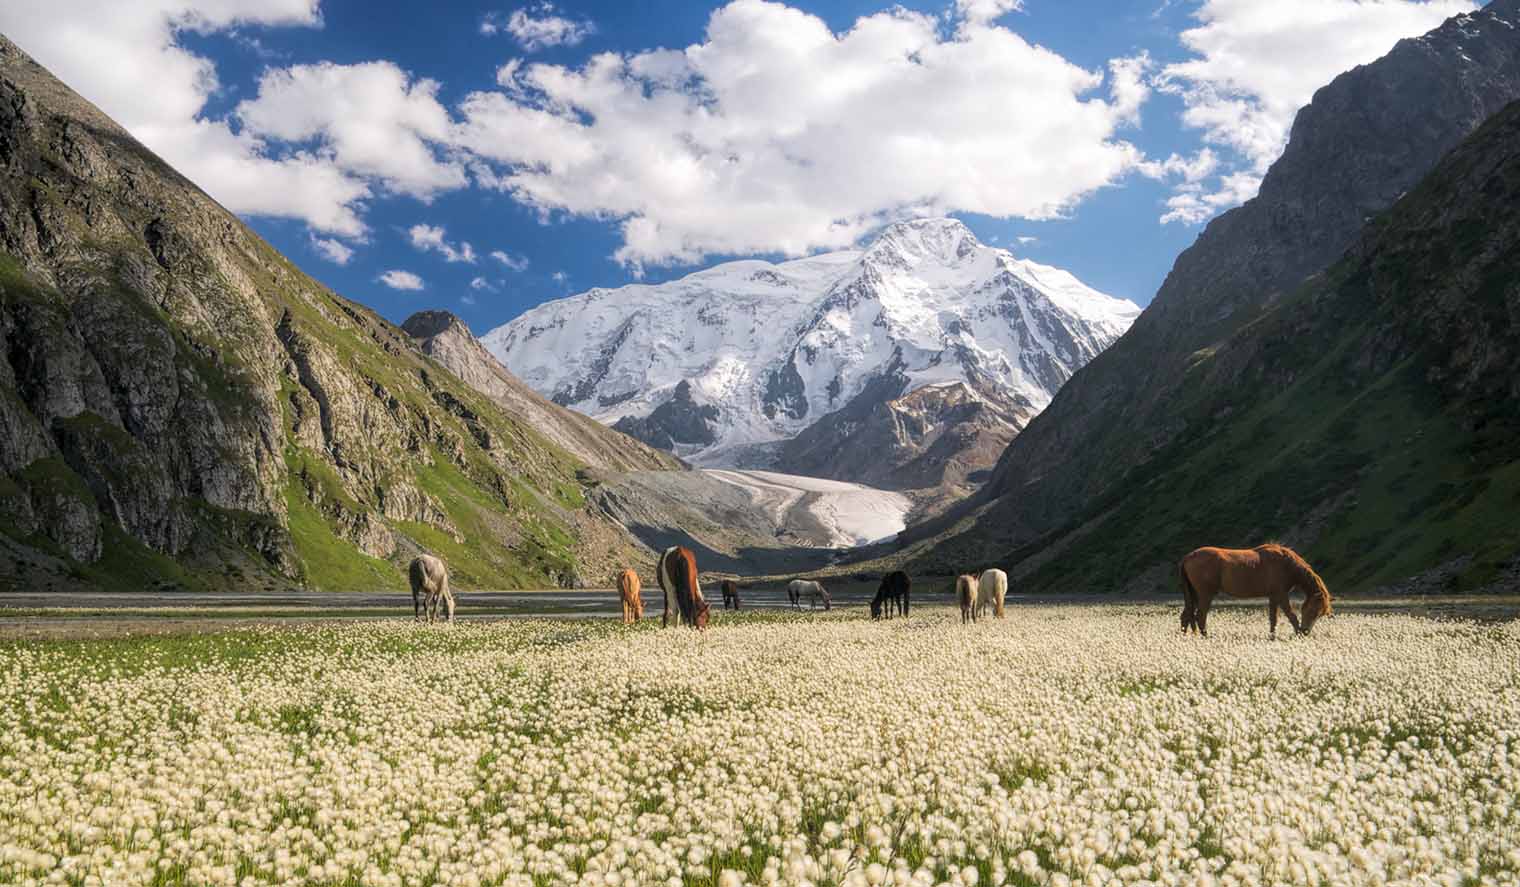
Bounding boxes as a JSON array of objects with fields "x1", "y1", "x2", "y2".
[
  {"x1": 483, "y1": 217, "x2": 1138, "y2": 492},
  {"x1": 0, "y1": 34, "x2": 644, "y2": 591},
  {"x1": 905, "y1": 0, "x2": 1520, "y2": 564}
]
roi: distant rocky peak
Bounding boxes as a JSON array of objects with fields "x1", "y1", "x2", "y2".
[{"x1": 400, "y1": 310, "x2": 471, "y2": 340}]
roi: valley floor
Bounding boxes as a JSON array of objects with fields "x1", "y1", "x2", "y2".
[{"x1": 3, "y1": 606, "x2": 1518, "y2": 886}]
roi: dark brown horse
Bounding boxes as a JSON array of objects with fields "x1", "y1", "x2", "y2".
[
  {"x1": 872, "y1": 571, "x2": 910, "y2": 619},
  {"x1": 721, "y1": 580, "x2": 740, "y2": 610},
  {"x1": 1179, "y1": 543, "x2": 1332, "y2": 638},
  {"x1": 657, "y1": 546, "x2": 710, "y2": 630}
]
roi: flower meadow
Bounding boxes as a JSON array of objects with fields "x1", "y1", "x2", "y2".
[{"x1": 2, "y1": 606, "x2": 1518, "y2": 887}]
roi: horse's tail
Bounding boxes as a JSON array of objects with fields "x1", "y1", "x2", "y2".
[{"x1": 1179, "y1": 560, "x2": 1197, "y2": 628}]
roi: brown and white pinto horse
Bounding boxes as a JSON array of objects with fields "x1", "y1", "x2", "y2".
[
  {"x1": 657, "y1": 546, "x2": 710, "y2": 630},
  {"x1": 1180, "y1": 543, "x2": 1333, "y2": 638},
  {"x1": 616, "y1": 568, "x2": 643, "y2": 624}
]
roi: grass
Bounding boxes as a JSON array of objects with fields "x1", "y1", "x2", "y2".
[
  {"x1": 283, "y1": 475, "x2": 404, "y2": 591},
  {"x1": 1011, "y1": 259, "x2": 1520, "y2": 596}
]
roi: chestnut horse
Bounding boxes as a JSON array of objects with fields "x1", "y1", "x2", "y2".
[
  {"x1": 1179, "y1": 543, "x2": 1333, "y2": 638},
  {"x1": 616, "y1": 568, "x2": 643, "y2": 624},
  {"x1": 956, "y1": 574, "x2": 979, "y2": 624},
  {"x1": 657, "y1": 546, "x2": 710, "y2": 630},
  {"x1": 721, "y1": 580, "x2": 740, "y2": 610}
]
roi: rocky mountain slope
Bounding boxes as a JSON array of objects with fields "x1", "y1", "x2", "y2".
[
  {"x1": 482, "y1": 218, "x2": 1137, "y2": 491},
  {"x1": 924, "y1": 98, "x2": 1520, "y2": 595},
  {"x1": 908, "y1": 0, "x2": 1520, "y2": 577},
  {"x1": 0, "y1": 36, "x2": 644, "y2": 592},
  {"x1": 401, "y1": 310, "x2": 682, "y2": 474}
]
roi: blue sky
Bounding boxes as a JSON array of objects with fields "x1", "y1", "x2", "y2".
[{"x1": 2, "y1": 0, "x2": 1476, "y2": 332}]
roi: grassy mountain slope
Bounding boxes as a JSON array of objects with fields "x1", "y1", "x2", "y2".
[
  {"x1": 0, "y1": 35, "x2": 642, "y2": 591},
  {"x1": 921, "y1": 101, "x2": 1520, "y2": 594},
  {"x1": 903, "y1": 1, "x2": 1520, "y2": 568}
]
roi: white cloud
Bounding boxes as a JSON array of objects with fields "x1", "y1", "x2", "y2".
[
  {"x1": 378, "y1": 269, "x2": 425, "y2": 290},
  {"x1": 236, "y1": 61, "x2": 467, "y2": 200},
  {"x1": 955, "y1": 0, "x2": 1023, "y2": 26},
  {"x1": 0, "y1": 1, "x2": 380, "y2": 235},
  {"x1": 469, "y1": 276, "x2": 500, "y2": 293},
  {"x1": 310, "y1": 235, "x2": 355, "y2": 264},
  {"x1": 456, "y1": 0, "x2": 1154, "y2": 268},
  {"x1": 1155, "y1": 0, "x2": 1475, "y2": 222},
  {"x1": 482, "y1": 3, "x2": 595, "y2": 51},
  {"x1": 551, "y1": 271, "x2": 568, "y2": 284},
  {"x1": 408, "y1": 224, "x2": 477, "y2": 263},
  {"x1": 1016, "y1": 235, "x2": 1038, "y2": 245},
  {"x1": 490, "y1": 249, "x2": 530, "y2": 271}
]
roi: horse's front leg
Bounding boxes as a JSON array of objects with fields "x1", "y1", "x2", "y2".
[
  {"x1": 1269, "y1": 600, "x2": 1279, "y2": 639},
  {"x1": 1285, "y1": 597, "x2": 1303, "y2": 635}
]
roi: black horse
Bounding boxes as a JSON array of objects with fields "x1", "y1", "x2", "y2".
[
  {"x1": 871, "y1": 571, "x2": 910, "y2": 619},
  {"x1": 721, "y1": 579, "x2": 741, "y2": 610}
]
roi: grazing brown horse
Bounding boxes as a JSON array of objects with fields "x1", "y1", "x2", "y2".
[
  {"x1": 872, "y1": 571, "x2": 910, "y2": 619},
  {"x1": 616, "y1": 568, "x2": 643, "y2": 624},
  {"x1": 657, "y1": 546, "x2": 710, "y2": 630},
  {"x1": 956, "y1": 574, "x2": 979, "y2": 624},
  {"x1": 1179, "y1": 543, "x2": 1333, "y2": 638},
  {"x1": 721, "y1": 580, "x2": 740, "y2": 610}
]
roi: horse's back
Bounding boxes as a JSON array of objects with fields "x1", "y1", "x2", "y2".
[
  {"x1": 1182, "y1": 546, "x2": 1272, "y2": 596},
  {"x1": 617, "y1": 568, "x2": 640, "y2": 596},
  {"x1": 979, "y1": 569, "x2": 1007, "y2": 596},
  {"x1": 409, "y1": 554, "x2": 446, "y2": 592}
]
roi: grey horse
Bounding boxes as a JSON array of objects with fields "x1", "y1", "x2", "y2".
[{"x1": 409, "y1": 554, "x2": 455, "y2": 624}]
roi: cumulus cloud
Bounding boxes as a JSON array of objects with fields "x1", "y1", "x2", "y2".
[
  {"x1": 482, "y1": 3, "x2": 594, "y2": 51},
  {"x1": 456, "y1": 0, "x2": 1154, "y2": 268},
  {"x1": 310, "y1": 235, "x2": 355, "y2": 264},
  {"x1": 0, "y1": 1, "x2": 385, "y2": 235},
  {"x1": 236, "y1": 61, "x2": 467, "y2": 200},
  {"x1": 1155, "y1": 0, "x2": 1475, "y2": 222},
  {"x1": 955, "y1": 0, "x2": 1023, "y2": 26},
  {"x1": 378, "y1": 270, "x2": 425, "y2": 290},
  {"x1": 408, "y1": 224, "x2": 477, "y2": 263},
  {"x1": 490, "y1": 249, "x2": 530, "y2": 271}
]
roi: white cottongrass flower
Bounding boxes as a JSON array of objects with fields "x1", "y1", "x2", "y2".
[{"x1": 0, "y1": 607, "x2": 1516, "y2": 886}]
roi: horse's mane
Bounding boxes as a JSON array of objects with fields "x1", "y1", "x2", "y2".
[{"x1": 1258, "y1": 543, "x2": 1332, "y2": 613}]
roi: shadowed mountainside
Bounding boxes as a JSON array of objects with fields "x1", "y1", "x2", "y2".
[
  {"x1": 906, "y1": 0, "x2": 1520, "y2": 588},
  {"x1": 914, "y1": 99, "x2": 1520, "y2": 595}
]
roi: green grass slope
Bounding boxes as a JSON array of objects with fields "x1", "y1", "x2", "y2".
[
  {"x1": 933, "y1": 101, "x2": 1520, "y2": 596},
  {"x1": 0, "y1": 37, "x2": 641, "y2": 592}
]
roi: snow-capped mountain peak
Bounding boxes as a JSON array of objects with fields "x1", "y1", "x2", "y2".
[{"x1": 481, "y1": 218, "x2": 1139, "y2": 487}]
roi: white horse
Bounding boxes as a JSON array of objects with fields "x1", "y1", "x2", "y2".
[
  {"x1": 787, "y1": 579, "x2": 831, "y2": 610},
  {"x1": 977, "y1": 569, "x2": 1008, "y2": 619},
  {"x1": 956, "y1": 574, "x2": 979, "y2": 624},
  {"x1": 409, "y1": 554, "x2": 454, "y2": 624}
]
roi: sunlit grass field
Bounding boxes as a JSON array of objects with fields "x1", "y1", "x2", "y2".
[{"x1": 2, "y1": 607, "x2": 1517, "y2": 887}]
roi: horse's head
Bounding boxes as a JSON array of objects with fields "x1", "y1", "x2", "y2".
[
  {"x1": 694, "y1": 598, "x2": 711, "y2": 631},
  {"x1": 1297, "y1": 569, "x2": 1332, "y2": 635},
  {"x1": 870, "y1": 597, "x2": 882, "y2": 620}
]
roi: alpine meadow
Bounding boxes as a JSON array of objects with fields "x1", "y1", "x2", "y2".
[{"x1": 1, "y1": 2, "x2": 1519, "y2": 887}]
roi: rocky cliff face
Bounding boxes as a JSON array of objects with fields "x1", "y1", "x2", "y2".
[
  {"x1": 401, "y1": 310, "x2": 683, "y2": 474},
  {"x1": 483, "y1": 218, "x2": 1137, "y2": 491},
  {"x1": 914, "y1": 0, "x2": 1520, "y2": 560},
  {"x1": 0, "y1": 36, "x2": 640, "y2": 591},
  {"x1": 911, "y1": 98, "x2": 1520, "y2": 594}
]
